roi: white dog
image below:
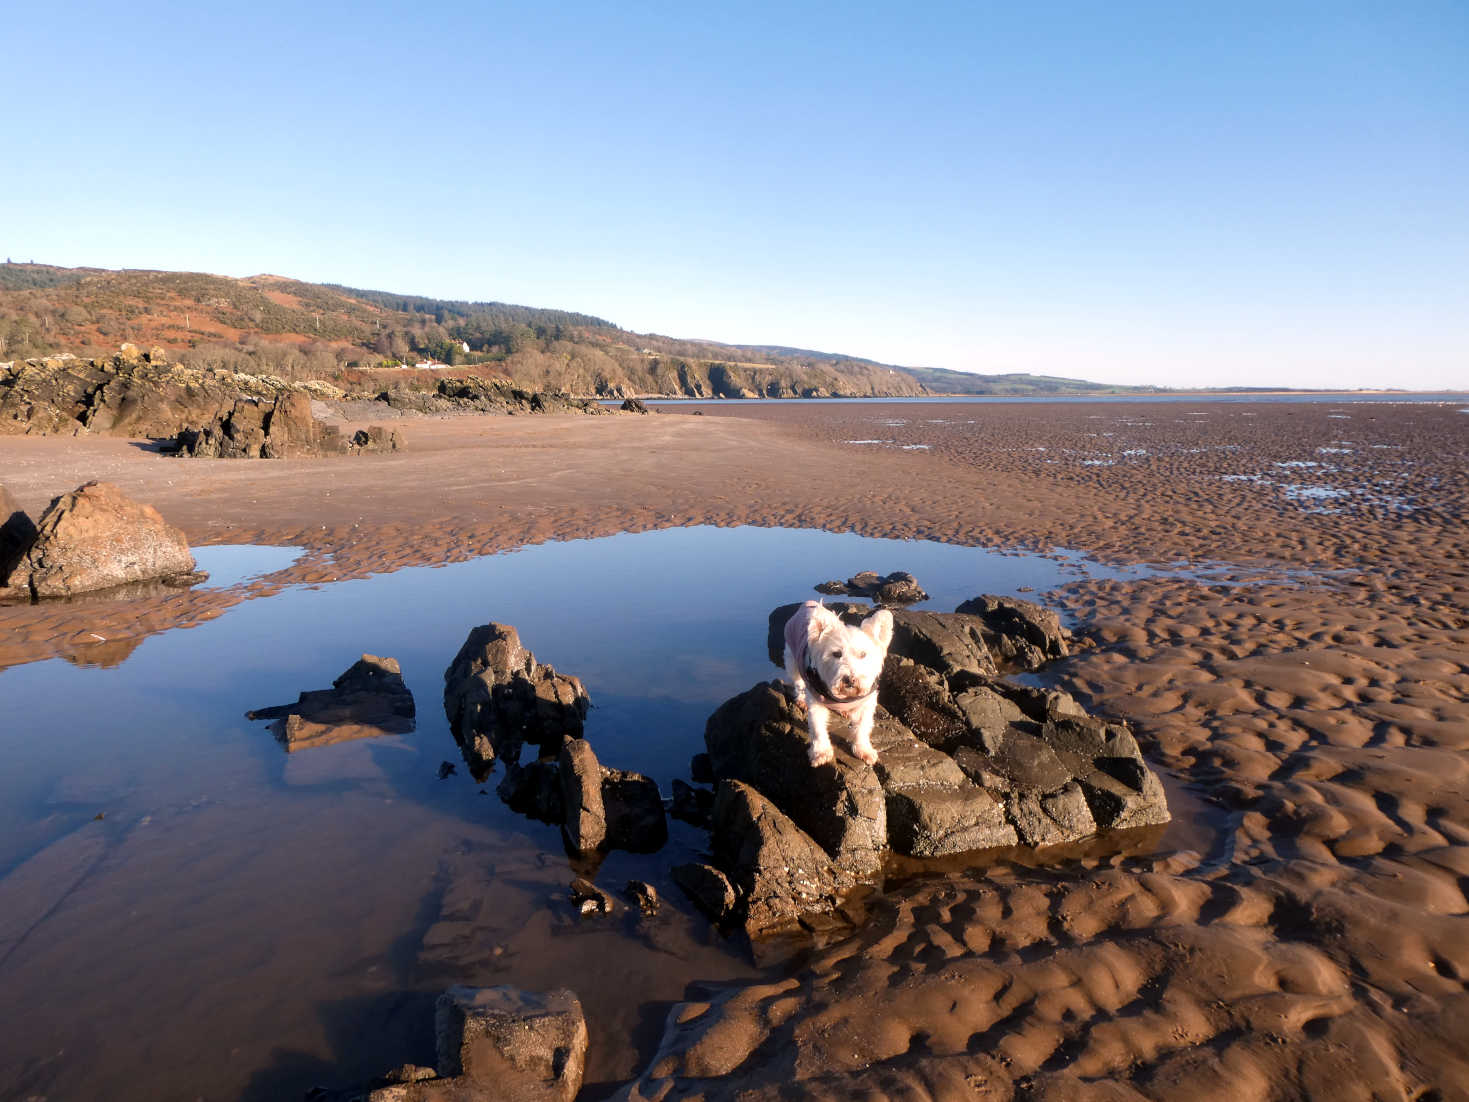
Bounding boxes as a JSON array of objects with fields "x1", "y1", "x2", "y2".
[{"x1": 783, "y1": 600, "x2": 894, "y2": 767}]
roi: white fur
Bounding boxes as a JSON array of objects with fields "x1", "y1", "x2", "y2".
[{"x1": 784, "y1": 601, "x2": 894, "y2": 767}]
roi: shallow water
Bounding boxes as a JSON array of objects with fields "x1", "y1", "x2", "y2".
[{"x1": 0, "y1": 525, "x2": 1229, "y2": 1100}]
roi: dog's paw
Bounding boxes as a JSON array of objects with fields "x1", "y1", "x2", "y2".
[
  {"x1": 808, "y1": 743, "x2": 835, "y2": 767},
  {"x1": 853, "y1": 744, "x2": 879, "y2": 766}
]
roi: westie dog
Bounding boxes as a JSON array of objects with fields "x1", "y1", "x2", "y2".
[{"x1": 783, "y1": 600, "x2": 894, "y2": 766}]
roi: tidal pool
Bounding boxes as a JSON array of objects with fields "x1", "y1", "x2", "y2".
[{"x1": 0, "y1": 525, "x2": 1212, "y2": 1101}]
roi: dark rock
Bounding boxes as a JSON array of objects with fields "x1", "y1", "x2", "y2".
[
  {"x1": 1008, "y1": 781, "x2": 1098, "y2": 847},
  {"x1": 620, "y1": 398, "x2": 650, "y2": 414},
  {"x1": 712, "y1": 780, "x2": 857, "y2": 936},
  {"x1": 248, "y1": 653, "x2": 416, "y2": 750},
  {"x1": 559, "y1": 739, "x2": 606, "y2": 854},
  {"x1": 435, "y1": 985, "x2": 587, "y2": 1100},
  {"x1": 601, "y1": 768, "x2": 667, "y2": 852},
  {"x1": 671, "y1": 862, "x2": 737, "y2": 923},
  {"x1": 0, "y1": 483, "x2": 36, "y2": 587},
  {"x1": 437, "y1": 761, "x2": 456, "y2": 779},
  {"x1": 811, "y1": 570, "x2": 929, "y2": 605},
  {"x1": 443, "y1": 623, "x2": 588, "y2": 777},
  {"x1": 704, "y1": 681, "x2": 886, "y2": 878},
  {"x1": 16, "y1": 481, "x2": 198, "y2": 598},
  {"x1": 870, "y1": 717, "x2": 1018, "y2": 855},
  {"x1": 624, "y1": 880, "x2": 660, "y2": 916},
  {"x1": 496, "y1": 758, "x2": 565, "y2": 824},
  {"x1": 569, "y1": 877, "x2": 614, "y2": 917},
  {"x1": 876, "y1": 660, "x2": 969, "y2": 751},
  {"x1": 887, "y1": 609, "x2": 998, "y2": 679},
  {"x1": 670, "y1": 778, "x2": 714, "y2": 827},
  {"x1": 955, "y1": 593, "x2": 1073, "y2": 671}
]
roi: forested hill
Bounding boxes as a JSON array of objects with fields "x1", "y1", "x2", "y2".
[{"x1": 0, "y1": 262, "x2": 1129, "y2": 398}]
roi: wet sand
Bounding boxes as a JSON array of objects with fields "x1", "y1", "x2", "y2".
[{"x1": 1, "y1": 399, "x2": 1466, "y2": 1099}]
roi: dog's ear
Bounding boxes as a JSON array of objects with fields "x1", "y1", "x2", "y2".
[
  {"x1": 860, "y1": 608, "x2": 894, "y2": 650},
  {"x1": 806, "y1": 601, "x2": 839, "y2": 646}
]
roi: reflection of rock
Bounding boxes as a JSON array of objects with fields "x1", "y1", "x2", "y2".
[
  {"x1": 815, "y1": 569, "x2": 928, "y2": 604},
  {"x1": 174, "y1": 393, "x2": 401, "y2": 459},
  {"x1": 443, "y1": 623, "x2": 588, "y2": 778},
  {"x1": 685, "y1": 599, "x2": 1169, "y2": 936},
  {"x1": 955, "y1": 593, "x2": 1073, "y2": 671},
  {"x1": 15, "y1": 481, "x2": 200, "y2": 598},
  {"x1": 248, "y1": 654, "x2": 415, "y2": 750}
]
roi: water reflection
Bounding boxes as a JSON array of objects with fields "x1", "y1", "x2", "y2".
[{"x1": 0, "y1": 524, "x2": 1232, "y2": 1101}]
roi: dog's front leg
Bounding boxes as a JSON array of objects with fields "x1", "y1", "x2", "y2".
[
  {"x1": 806, "y1": 702, "x2": 835, "y2": 766},
  {"x1": 849, "y1": 699, "x2": 879, "y2": 765}
]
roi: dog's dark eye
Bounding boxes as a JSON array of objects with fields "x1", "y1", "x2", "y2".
[{"x1": 830, "y1": 649, "x2": 843, "y2": 660}]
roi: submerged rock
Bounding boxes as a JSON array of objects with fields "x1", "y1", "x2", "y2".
[
  {"x1": 248, "y1": 654, "x2": 416, "y2": 750},
  {"x1": 13, "y1": 481, "x2": 200, "y2": 598},
  {"x1": 443, "y1": 623, "x2": 588, "y2": 777},
  {"x1": 815, "y1": 569, "x2": 928, "y2": 605}
]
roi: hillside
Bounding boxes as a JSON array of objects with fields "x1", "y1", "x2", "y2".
[{"x1": 0, "y1": 262, "x2": 1132, "y2": 399}]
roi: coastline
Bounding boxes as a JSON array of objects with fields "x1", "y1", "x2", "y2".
[{"x1": 0, "y1": 398, "x2": 1466, "y2": 1098}]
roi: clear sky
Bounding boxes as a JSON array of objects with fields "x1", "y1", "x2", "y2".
[{"x1": 6, "y1": 1, "x2": 1466, "y2": 389}]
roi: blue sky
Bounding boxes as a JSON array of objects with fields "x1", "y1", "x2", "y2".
[{"x1": 7, "y1": 2, "x2": 1466, "y2": 389}]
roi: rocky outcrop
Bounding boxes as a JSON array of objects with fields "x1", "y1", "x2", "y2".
[
  {"x1": 619, "y1": 398, "x2": 651, "y2": 414},
  {"x1": 248, "y1": 654, "x2": 415, "y2": 750},
  {"x1": 0, "y1": 350, "x2": 307, "y2": 439},
  {"x1": 318, "y1": 985, "x2": 588, "y2": 1102},
  {"x1": 0, "y1": 350, "x2": 604, "y2": 443},
  {"x1": 443, "y1": 623, "x2": 589, "y2": 778},
  {"x1": 174, "y1": 393, "x2": 402, "y2": 458},
  {"x1": 375, "y1": 378, "x2": 606, "y2": 417},
  {"x1": 11, "y1": 481, "x2": 200, "y2": 598},
  {"x1": 955, "y1": 593, "x2": 1073, "y2": 671},
  {"x1": 687, "y1": 596, "x2": 1169, "y2": 935},
  {"x1": 815, "y1": 570, "x2": 928, "y2": 604}
]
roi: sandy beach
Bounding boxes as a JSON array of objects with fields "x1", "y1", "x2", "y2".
[{"x1": 1, "y1": 398, "x2": 1466, "y2": 1099}]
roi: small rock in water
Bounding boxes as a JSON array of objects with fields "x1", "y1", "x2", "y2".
[
  {"x1": 437, "y1": 761, "x2": 456, "y2": 779},
  {"x1": 625, "y1": 880, "x2": 660, "y2": 916},
  {"x1": 570, "y1": 876, "x2": 614, "y2": 917}
]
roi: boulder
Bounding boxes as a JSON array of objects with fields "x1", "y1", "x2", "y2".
[
  {"x1": 671, "y1": 862, "x2": 737, "y2": 923},
  {"x1": 887, "y1": 609, "x2": 998, "y2": 680},
  {"x1": 704, "y1": 681, "x2": 886, "y2": 878},
  {"x1": 620, "y1": 398, "x2": 651, "y2": 414},
  {"x1": 247, "y1": 654, "x2": 416, "y2": 750},
  {"x1": 712, "y1": 781, "x2": 857, "y2": 936},
  {"x1": 557, "y1": 739, "x2": 668, "y2": 854},
  {"x1": 601, "y1": 768, "x2": 668, "y2": 852},
  {"x1": 559, "y1": 739, "x2": 607, "y2": 853},
  {"x1": 955, "y1": 593, "x2": 1073, "y2": 671},
  {"x1": 443, "y1": 624, "x2": 588, "y2": 777},
  {"x1": 496, "y1": 758, "x2": 565, "y2": 824},
  {"x1": 16, "y1": 481, "x2": 200, "y2": 598},
  {"x1": 436, "y1": 985, "x2": 587, "y2": 1101}
]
